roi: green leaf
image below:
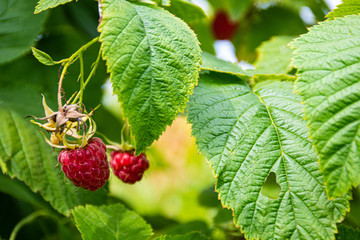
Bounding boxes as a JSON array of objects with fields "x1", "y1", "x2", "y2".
[
  {"x1": 201, "y1": 52, "x2": 247, "y2": 76},
  {"x1": 31, "y1": 47, "x2": 57, "y2": 66},
  {"x1": 191, "y1": 20, "x2": 215, "y2": 54},
  {"x1": 155, "y1": 232, "x2": 210, "y2": 240},
  {"x1": 291, "y1": 15, "x2": 360, "y2": 198},
  {"x1": 0, "y1": 0, "x2": 47, "y2": 64},
  {"x1": 34, "y1": 0, "x2": 73, "y2": 14},
  {"x1": 164, "y1": 0, "x2": 206, "y2": 24},
  {"x1": 0, "y1": 172, "x2": 46, "y2": 209},
  {"x1": 0, "y1": 88, "x2": 107, "y2": 216},
  {"x1": 99, "y1": 0, "x2": 201, "y2": 154},
  {"x1": 253, "y1": 36, "x2": 295, "y2": 75},
  {"x1": 226, "y1": 0, "x2": 252, "y2": 21},
  {"x1": 72, "y1": 204, "x2": 153, "y2": 240},
  {"x1": 232, "y1": 6, "x2": 306, "y2": 62},
  {"x1": 207, "y1": 0, "x2": 252, "y2": 20},
  {"x1": 326, "y1": 0, "x2": 360, "y2": 19},
  {"x1": 187, "y1": 71, "x2": 349, "y2": 239},
  {"x1": 336, "y1": 225, "x2": 360, "y2": 240}
]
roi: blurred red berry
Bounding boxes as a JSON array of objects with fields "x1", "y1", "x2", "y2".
[
  {"x1": 212, "y1": 11, "x2": 239, "y2": 40},
  {"x1": 58, "y1": 138, "x2": 109, "y2": 191},
  {"x1": 110, "y1": 151, "x2": 149, "y2": 184}
]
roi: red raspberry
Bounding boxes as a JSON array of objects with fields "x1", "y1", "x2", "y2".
[
  {"x1": 212, "y1": 11, "x2": 239, "y2": 40},
  {"x1": 58, "y1": 138, "x2": 110, "y2": 191},
  {"x1": 110, "y1": 151, "x2": 149, "y2": 184}
]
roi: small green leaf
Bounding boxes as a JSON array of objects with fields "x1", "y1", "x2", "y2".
[
  {"x1": 201, "y1": 52, "x2": 247, "y2": 76},
  {"x1": 164, "y1": 0, "x2": 206, "y2": 24},
  {"x1": 232, "y1": 6, "x2": 306, "y2": 62},
  {"x1": 34, "y1": 0, "x2": 73, "y2": 14},
  {"x1": 188, "y1": 71, "x2": 349, "y2": 239},
  {"x1": 99, "y1": 0, "x2": 201, "y2": 154},
  {"x1": 0, "y1": 0, "x2": 47, "y2": 64},
  {"x1": 253, "y1": 36, "x2": 295, "y2": 75},
  {"x1": 72, "y1": 204, "x2": 153, "y2": 240},
  {"x1": 31, "y1": 47, "x2": 56, "y2": 66},
  {"x1": 155, "y1": 232, "x2": 210, "y2": 240},
  {"x1": 226, "y1": 0, "x2": 252, "y2": 21},
  {"x1": 326, "y1": 0, "x2": 360, "y2": 19},
  {"x1": 291, "y1": 15, "x2": 360, "y2": 198}
]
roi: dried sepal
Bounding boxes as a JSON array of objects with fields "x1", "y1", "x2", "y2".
[{"x1": 30, "y1": 94, "x2": 98, "y2": 149}]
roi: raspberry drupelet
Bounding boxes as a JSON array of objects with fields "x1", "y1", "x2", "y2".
[{"x1": 58, "y1": 138, "x2": 110, "y2": 191}]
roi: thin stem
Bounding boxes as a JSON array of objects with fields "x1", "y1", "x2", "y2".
[
  {"x1": 79, "y1": 52, "x2": 85, "y2": 104},
  {"x1": 57, "y1": 37, "x2": 99, "y2": 111},
  {"x1": 9, "y1": 210, "x2": 53, "y2": 240},
  {"x1": 72, "y1": 47, "x2": 102, "y2": 104}
]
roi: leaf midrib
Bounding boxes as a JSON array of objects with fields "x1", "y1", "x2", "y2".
[
  {"x1": 256, "y1": 89, "x2": 332, "y2": 238},
  {"x1": 254, "y1": 90, "x2": 301, "y2": 237}
]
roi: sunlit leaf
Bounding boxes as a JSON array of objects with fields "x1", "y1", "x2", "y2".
[
  {"x1": 188, "y1": 71, "x2": 349, "y2": 239},
  {"x1": 99, "y1": 0, "x2": 201, "y2": 154},
  {"x1": 292, "y1": 15, "x2": 360, "y2": 198}
]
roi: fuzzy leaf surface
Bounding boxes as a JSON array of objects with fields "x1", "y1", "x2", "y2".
[
  {"x1": 0, "y1": 0, "x2": 47, "y2": 64},
  {"x1": 73, "y1": 204, "x2": 153, "y2": 240},
  {"x1": 99, "y1": 0, "x2": 201, "y2": 154},
  {"x1": 291, "y1": 15, "x2": 360, "y2": 198},
  {"x1": 187, "y1": 71, "x2": 348, "y2": 239},
  {"x1": 34, "y1": 0, "x2": 73, "y2": 13},
  {"x1": 0, "y1": 88, "x2": 106, "y2": 216},
  {"x1": 326, "y1": 0, "x2": 360, "y2": 19}
]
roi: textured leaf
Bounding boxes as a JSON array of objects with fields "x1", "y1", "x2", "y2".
[
  {"x1": 34, "y1": 0, "x2": 73, "y2": 14},
  {"x1": 99, "y1": 0, "x2": 201, "y2": 154},
  {"x1": 164, "y1": 0, "x2": 206, "y2": 24},
  {"x1": 326, "y1": 0, "x2": 360, "y2": 19},
  {"x1": 188, "y1": 71, "x2": 349, "y2": 239},
  {"x1": 0, "y1": 0, "x2": 47, "y2": 64},
  {"x1": 291, "y1": 15, "x2": 360, "y2": 198},
  {"x1": 73, "y1": 204, "x2": 153, "y2": 240},
  {"x1": 336, "y1": 225, "x2": 360, "y2": 240},
  {"x1": 0, "y1": 87, "x2": 107, "y2": 216},
  {"x1": 155, "y1": 232, "x2": 210, "y2": 240},
  {"x1": 254, "y1": 36, "x2": 295, "y2": 75},
  {"x1": 31, "y1": 47, "x2": 56, "y2": 66}
]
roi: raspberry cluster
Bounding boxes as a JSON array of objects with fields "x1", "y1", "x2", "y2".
[
  {"x1": 110, "y1": 151, "x2": 149, "y2": 184},
  {"x1": 58, "y1": 138, "x2": 110, "y2": 191}
]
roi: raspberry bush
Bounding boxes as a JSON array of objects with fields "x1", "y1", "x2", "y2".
[{"x1": 1, "y1": 0, "x2": 360, "y2": 240}]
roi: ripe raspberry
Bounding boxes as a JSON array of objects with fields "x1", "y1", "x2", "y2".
[
  {"x1": 110, "y1": 151, "x2": 149, "y2": 184},
  {"x1": 58, "y1": 138, "x2": 110, "y2": 191},
  {"x1": 212, "y1": 11, "x2": 239, "y2": 40}
]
